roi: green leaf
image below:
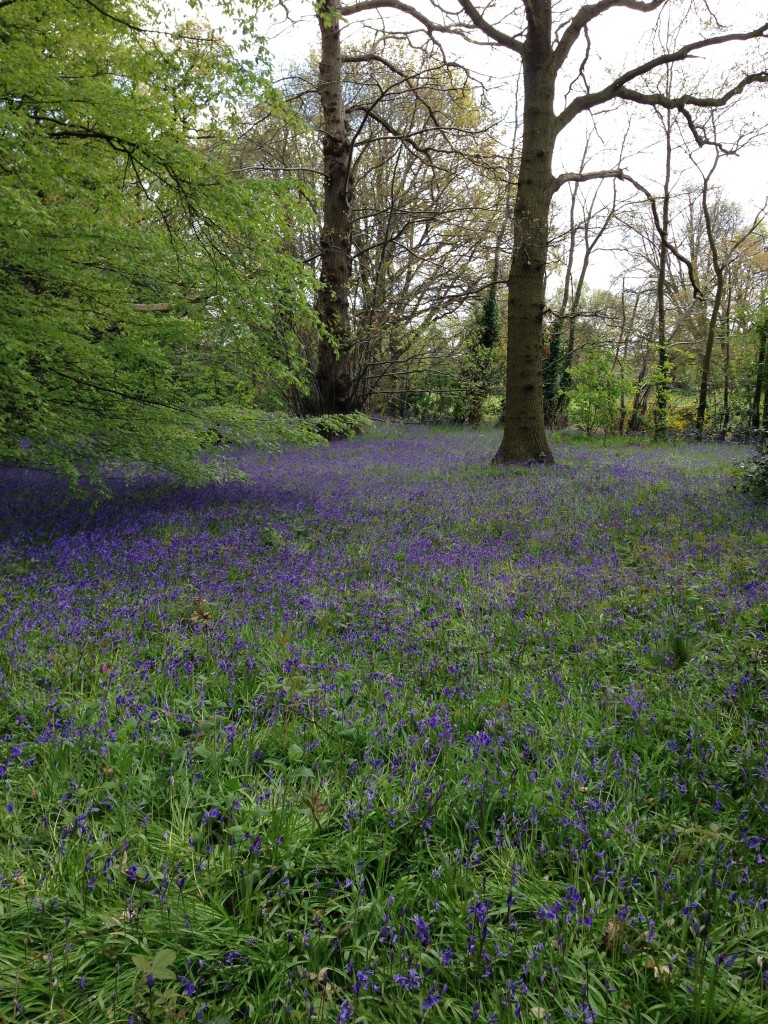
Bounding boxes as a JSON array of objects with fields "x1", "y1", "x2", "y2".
[
  {"x1": 287, "y1": 742, "x2": 305, "y2": 764},
  {"x1": 150, "y1": 948, "x2": 177, "y2": 980}
]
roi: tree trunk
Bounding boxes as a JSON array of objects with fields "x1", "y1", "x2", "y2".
[
  {"x1": 655, "y1": 111, "x2": 672, "y2": 437},
  {"x1": 695, "y1": 273, "x2": 724, "y2": 440},
  {"x1": 314, "y1": 0, "x2": 356, "y2": 413},
  {"x1": 721, "y1": 276, "x2": 731, "y2": 435},
  {"x1": 695, "y1": 176, "x2": 724, "y2": 441},
  {"x1": 495, "y1": 13, "x2": 554, "y2": 464},
  {"x1": 753, "y1": 321, "x2": 766, "y2": 430}
]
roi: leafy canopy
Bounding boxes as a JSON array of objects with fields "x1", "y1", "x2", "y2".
[{"x1": 0, "y1": 0, "x2": 320, "y2": 484}]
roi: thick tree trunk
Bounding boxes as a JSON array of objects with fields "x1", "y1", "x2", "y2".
[
  {"x1": 314, "y1": 0, "x2": 356, "y2": 413},
  {"x1": 495, "y1": 15, "x2": 555, "y2": 464}
]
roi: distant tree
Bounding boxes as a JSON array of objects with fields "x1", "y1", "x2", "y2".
[
  {"x1": 336, "y1": 0, "x2": 768, "y2": 462},
  {"x1": 746, "y1": 301, "x2": 768, "y2": 431},
  {"x1": 456, "y1": 285, "x2": 503, "y2": 423},
  {"x1": 543, "y1": 137, "x2": 620, "y2": 429},
  {"x1": 235, "y1": 37, "x2": 507, "y2": 413},
  {"x1": 691, "y1": 141, "x2": 767, "y2": 438},
  {"x1": 570, "y1": 347, "x2": 626, "y2": 439}
]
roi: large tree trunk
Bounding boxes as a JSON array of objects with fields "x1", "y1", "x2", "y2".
[
  {"x1": 495, "y1": 12, "x2": 554, "y2": 464},
  {"x1": 314, "y1": 0, "x2": 356, "y2": 413}
]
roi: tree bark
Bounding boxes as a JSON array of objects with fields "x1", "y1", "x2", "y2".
[
  {"x1": 495, "y1": 10, "x2": 554, "y2": 464},
  {"x1": 695, "y1": 171, "x2": 725, "y2": 441},
  {"x1": 315, "y1": 0, "x2": 356, "y2": 413},
  {"x1": 655, "y1": 107, "x2": 672, "y2": 437},
  {"x1": 753, "y1": 321, "x2": 767, "y2": 430},
  {"x1": 721, "y1": 274, "x2": 731, "y2": 434}
]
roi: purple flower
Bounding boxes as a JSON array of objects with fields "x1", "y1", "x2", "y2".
[
  {"x1": 421, "y1": 985, "x2": 445, "y2": 1011},
  {"x1": 179, "y1": 975, "x2": 196, "y2": 996},
  {"x1": 337, "y1": 1001, "x2": 353, "y2": 1023},
  {"x1": 393, "y1": 968, "x2": 422, "y2": 991},
  {"x1": 413, "y1": 914, "x2": 430, "y2": 945}
]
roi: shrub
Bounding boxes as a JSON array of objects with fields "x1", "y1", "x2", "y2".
[
  {"x1": 741, "y1": 429, "x2": 768, "y2": 496},
  {"x1": 311, "y1": 412, "x2": 372, "y2": 441}
]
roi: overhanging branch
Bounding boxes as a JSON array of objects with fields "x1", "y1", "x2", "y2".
[
  {"x1": 558, "y1": 21, "x2": 768, "y2": 129},
  {"x1": 554, "y1": 0, "x2": 666, "y2": 71}
]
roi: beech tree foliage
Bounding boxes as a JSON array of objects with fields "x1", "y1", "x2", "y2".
[{"x1": 0, "y1": 0, "x2": 320, "y2": 483}]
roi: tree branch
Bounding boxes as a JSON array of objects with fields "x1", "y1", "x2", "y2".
[
  {"x1": 558, "y1": 22, "x2": 768, "y2": 129},
  {"x1": 132, "y1": 295, "x2": 203, "y2": 313},
  {"x1": 79, "y1": 0, "x2": 146, "y2": 33},
  {"x1": 341, "y1": 0, "x2": 450, "y2": 38},
  {"x1": 553, "y1": 166, "x2": 703, "y2": 297},
  {"x1": 47, "y1": 368, "x2": 186, "y2": 413},
  {"x1": 613, "y1": 74, "x2": 768, "y2": 137},
  {"x1": 455, "y1": 0, "x2": 525, "y2": 54},
  {"x1": 554, "y1": 0, "x2": 666, "y2": 71}
]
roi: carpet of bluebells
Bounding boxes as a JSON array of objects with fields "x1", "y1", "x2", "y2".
[{"x1": 1, "y1": 425, "x2": 768, "y2": 1024}]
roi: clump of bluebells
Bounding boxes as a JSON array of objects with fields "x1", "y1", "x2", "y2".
[{"x1": 1, "y1": 426, "x2": 768, "y2": 1022}]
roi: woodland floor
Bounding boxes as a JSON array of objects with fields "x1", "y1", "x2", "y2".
[{"x1": 1, "y1": 426, "x2": 767, "y2": 1023}]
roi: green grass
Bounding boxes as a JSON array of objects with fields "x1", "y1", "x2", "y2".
[{"x1": 1, "y1": 429, "x2": 767, "y2": 1023}]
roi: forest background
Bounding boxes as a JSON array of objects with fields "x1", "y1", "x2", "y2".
[{"x1": 3, "y1": 0, "x2": 768, "y2": 487}]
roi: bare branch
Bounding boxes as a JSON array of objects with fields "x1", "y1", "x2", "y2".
[
  {"x1": 341, "y1": 0, "x2": 452, "y2": 38},
  {"x1": 558, "y1": 22, "x2": 768, "y2": 129},
  {"x1": 614, "y1": 74, "x2": 768, "y2": 140},
  {"x1": 455, "y1": 0, "x2": 525, "y2": 54},
  {"x1": 554, "y1": 166, "x2": 703, "y2": 297},
  {"x1": 554, "y1": 0, "x2": 666, "y2": 71}
]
